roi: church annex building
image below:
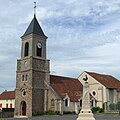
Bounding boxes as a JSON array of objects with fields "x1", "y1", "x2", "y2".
[{"x1": 0, "y1": 14, "x2": 120, "y2": 117}]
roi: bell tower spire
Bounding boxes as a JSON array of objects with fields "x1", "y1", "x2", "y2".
[
  {"x1": 14, "y1": 5, "x2": 50, "y2": 117},
  {"x1": 21, "y1": 3, "x2": 47, "y2": 59}
]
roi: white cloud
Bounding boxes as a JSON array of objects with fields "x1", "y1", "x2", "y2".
[{"x1": 0, "y1": 0, "x2": 120, "y2": 92}]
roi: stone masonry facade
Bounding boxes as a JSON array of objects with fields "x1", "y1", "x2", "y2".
[{"x1": 14, "y1": 15, "x2": 50, "y2": 117}]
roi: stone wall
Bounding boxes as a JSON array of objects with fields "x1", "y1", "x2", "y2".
[{"x1": 0, "y1": 108, "x2": 14, "y2": 118}]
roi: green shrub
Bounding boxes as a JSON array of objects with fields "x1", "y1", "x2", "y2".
[
  {"x1": 46, "y1": 110, "x2": 59, "y2": 115},
  {"x1": 92, "y1": 107, "x2": 104, "y2": 113},
  {"x1": 109, "y1": 103, "x2": 117, "y2": 110}
]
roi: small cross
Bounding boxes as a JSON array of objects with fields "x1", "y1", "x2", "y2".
[{"x1": 34, "y1": 2, "x2": 37, "y2": 16}]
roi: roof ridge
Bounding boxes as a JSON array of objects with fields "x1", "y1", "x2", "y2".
[
  {"x1": 50, "y1": 74, "x2": 77, "y2": 80},
  {"x1": 3, "y1": 90, "x2": 15, "y2": 92},
  {"x1": 86, "y1": 71, "x2": 113, "y2": 77},
  {"x1": 86, "y1": 71, "x2": 120, "y2": 89}
]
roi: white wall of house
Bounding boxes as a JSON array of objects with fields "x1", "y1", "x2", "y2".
[
  {"x1": 0, "y1": 99, "x2": 15, "y2": 108},
  {"x1": 63, "y1": 101, "x2": 79, "y2": 113},
  {"x1": 63, "y1": 101, "x2": 74, "y2": 112},
  {"x1": 63, "y1": 95, "x2": 71, "y2": 111},
  {"x1": 62, "y1": 95, "x2": 79, "y2": 113},
  {"x1": 75, "y1": 102, "x2": 81, "y2": 113}
]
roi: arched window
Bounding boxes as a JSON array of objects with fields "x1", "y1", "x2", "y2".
[
  {"x1": 22, "y1": 75, "x2": 24, "y2": 81},
  {"x1": 25, "y1": 74, "x2": 28, "y2": 81},
  {"x1": 65, "y1": 98, "x2": 69, "y2": 107},
  {"x1": 37, "y1": 43, "x2": 42, "y2": 57},
  {"x1": 91, "y1": 100, "x2": 94, "y2": 107},
  {"x1": 80, "y1": 99, "x2": 82, "y2": 107},
  {"x1": 24, "y1": 42, "x2": 29, "y2": 57}
]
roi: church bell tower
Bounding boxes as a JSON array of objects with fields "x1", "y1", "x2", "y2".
[{"x1": 14, "y1": 14, "x2": 50, "y2": 117}]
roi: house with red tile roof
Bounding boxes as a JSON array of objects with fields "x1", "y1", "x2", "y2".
[
  {"x1": 0, "y1": 90, "x2": 15, "y2": 109},
  {"x1": 78, "y1": 71, "x2": 120, "y2": 112}
]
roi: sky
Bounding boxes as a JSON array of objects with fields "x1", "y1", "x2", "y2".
[{"x1": 0, "y1": 0, "x2": 120, "y2": 92}]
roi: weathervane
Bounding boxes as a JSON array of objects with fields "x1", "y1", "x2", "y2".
[
  {"x1": 34, "y1": 2, "x2": 37, "y2": 16},
  {"x1": 83, "y1": 75, "x2": 88, "y2": 82}
]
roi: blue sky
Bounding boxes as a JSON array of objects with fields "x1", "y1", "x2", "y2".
[{"x1": 0, "y1": 0, "x2": 120, "y2": 92}]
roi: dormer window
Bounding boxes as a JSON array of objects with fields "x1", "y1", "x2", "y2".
[{"x1": 24, "y1": 42, "x2": 29, "y2": 57}]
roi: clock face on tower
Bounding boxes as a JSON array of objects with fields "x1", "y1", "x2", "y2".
[{"x1": 37, "y1": 42, "x2": 42, "y2": 48}]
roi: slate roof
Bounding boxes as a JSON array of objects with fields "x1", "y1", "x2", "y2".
[
  {"x1": 86, "y1": 71, "x2": 120, "y2": 91},
  {"x1": 0, "y1": 91, "x2": 15, "y2": 100},
  {"x1": 50, "y1": 75, "x2": 83, "y2": 102},
  {"x1": 22, "y1": 15, "x2": 47, "y2": 38}
]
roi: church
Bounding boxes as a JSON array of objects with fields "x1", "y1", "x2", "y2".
[
  {"x1": 0, "y1": 11, "x2": 120, "y2": 117},
  {"x1": 13, "y1": 13, "x2": 120, "y2": 117},
  {"x1": 14, "y1": 14, "x2": 83, "y2": 117}
]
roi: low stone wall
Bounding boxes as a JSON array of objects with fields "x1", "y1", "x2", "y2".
[{"x1": 0, "y1": 108, "x2": 14, "y2": 118}]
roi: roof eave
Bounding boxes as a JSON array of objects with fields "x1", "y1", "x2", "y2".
[{"x1": 21, "y1": 33, "x2": 48, "y2": 39}]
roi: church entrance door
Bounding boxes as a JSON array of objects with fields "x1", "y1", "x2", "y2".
[{"x1": 21, "y1": 101, "x2": 26, "y2": 116}]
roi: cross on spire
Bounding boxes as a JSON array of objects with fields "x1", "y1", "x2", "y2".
[{"x1": 34, "y1": 2, "x2": 37, "y2": 16}]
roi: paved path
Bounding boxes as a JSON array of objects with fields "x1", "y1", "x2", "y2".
[
  {"x1": 4, "y1": 114, "x2": 120, "y2": 120},
  {"x1": 94, "y1": 114, "x2": 120, "y2": 120}
]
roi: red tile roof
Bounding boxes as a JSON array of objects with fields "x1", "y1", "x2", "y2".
[
  {"x1": 50, "y1": 75, "x2": 83, "y2": 102},
  {"x1": 86, "y1": 71, "x2": 120, "y2": 91},
  {"x1": 0, "y1": 90, "x2": 15, "y2": 99}
]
